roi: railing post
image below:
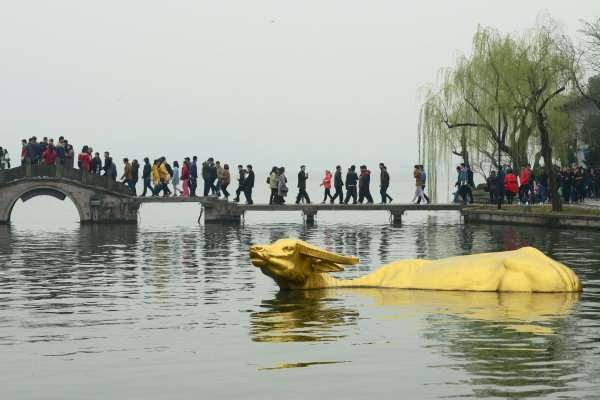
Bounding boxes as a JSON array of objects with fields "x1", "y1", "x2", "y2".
[{"x1": 25, "y1": 162, "x2": 32, "y2": 177}]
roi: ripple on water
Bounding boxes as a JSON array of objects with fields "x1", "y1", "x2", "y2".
[{"x1": 0, "y1": 219, "x2": 599, "y2": 398}]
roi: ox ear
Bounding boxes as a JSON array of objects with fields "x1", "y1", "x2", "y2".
[
  {"x1": 297, "y1": 242, "x2": 359, "y2": 265},
  {"x1": 311, "y1": 259, "x2": 344, "y2": 273}
]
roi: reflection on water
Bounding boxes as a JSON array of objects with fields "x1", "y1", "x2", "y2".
[
  {"x1": 251, "y1": 290, "x2": 359, "y2": 342},
  {"x1": 1, "y1": 216, "x2": 600, "y2": 399}
]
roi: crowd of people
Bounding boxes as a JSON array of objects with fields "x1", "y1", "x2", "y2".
[
  {"x1": 9, "y1": 137, "x2": 600, "y2": 207},
  {"x1": 476, "y1": 163, "x2": 600, "y2": 206},
  {"x1": 5, "y1": 138, "x2": 405, "y2": 205}
]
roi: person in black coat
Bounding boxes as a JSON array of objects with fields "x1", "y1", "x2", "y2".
[
  {"x1": 331, "y1": 165, "x2": 344, "y2": 204},
  {"x1": 358, "y1": 165, "x2": 374, "y2": 204},
  {"x1": 189, "y1": 156, "x2": 198, "y2": 197},
  {"x1": 244, "y1": 164, "x2": 255, "y2": 205},
  {"x1": 296, "y1": 165, "x2": 311, "y2": 204},
  {"x1": 141, "y1": 157, "x2": 153, "y2": 196},
  {"x1": 91, "y1": 152, "x2": 103, "y2": 175},
  {"x1": 495, "y1": 166, "x2": 506, "y2": 209},
  {"x1": 344, "y1": 165, "x2": 359, "y2": 204},
  {"x1": 379, "y1": 163, "x2": 393, "y2": 204}
]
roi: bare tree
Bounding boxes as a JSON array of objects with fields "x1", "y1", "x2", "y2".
[
  {"x1": 566, "y1": 19, "x2": 600, "y2": 110},
  {"x1": 581, "y1": 18, "x2": 600, "y2": 74}
]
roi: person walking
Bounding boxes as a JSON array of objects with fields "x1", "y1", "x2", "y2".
[
  {"x1": 465, "y1": 164, "x2": 474, "y2": 204},
  {"x1": 417, "y1": 165, "x2": 430, "y2": 204},
  {"x1": 504, "y1": 168, "x2": 518, "y2": 204},
  {"x1": 42, "y1": 144, "x2": 57, "y2": 166},
  {"x1": 277, "y1": 167, "x2": 288, "y2": 204},
  {"x1": 91, "y1": 152, "x2": 102, "y2": 175},
  {"x1": 344, "y1": 165, "x2": 359, "y2": 204},
  {"x1": 411, "y1": 164, "x2": 427, "y2": 204},
  {"x1": 244, "y1": 164, "x2": 254, "y2": 205},
  {"x1": 215, "y1": 161, "x2": 224, "y2": 196},
  {"x1": 141, "y1": 157, "x2": 153, "y2": 196},
  {"x1": 171, "y1": 160, "x2": 181, "y2": 196},
  {"x1": 78, "y1": 146, "x2": 92, "y2": 172},
  {"x1": 202, "y1": 160, "x2": 210, "y2": 196},
  {"x1": 575, "y1": 166, "x2": 585, "y2": 203},
  {"x1": 131, "y1": 159, "x2": 139, "y2": 196},
  {"x1": 151, "y1": 159, "x2": 161, "y2": 196},
  {"x1": 1, "y1": 148, "x2": 10, "y2": 169},
  {"x1": 20, "y1": 139, "x2": 27, "y2": 166},
  {"x1": 296, "y1": 165, "x2": 311, "y2": 204},
  {"x1": 495, "y1": 165, "x2": 506, "y2": 209},
  {"x1": 189, "y1": 156, "x2": 198, "y2": 197},
  {"x1": 102, "y1": 152, "x2": 112, "y2": 177},
  {"x1": 158, "y1": 158, "x2": 172, "y2": 197},
  {"x1": 519, "y1": 164, "x2": 531, "y2": 205},
  {"x1": 64, "y1": 140, "x2": 74, "y2": 169},
  {"x1": 320, "y1": 170, "x2": 334, "y2": 204},
  {"x1": 487, "y1": 170, "x2": 497, "y2": 204},
  {"x1": 233, "y1": 165, "x2": 246, "y2": 202},
  {"x1": 379, "y1": 163, "x2": 393, "y2": 204},
  {"x1": 331, "y1": 165, "x2": 344, "y2": 204},
  {"x1": 268, "y1": 166, "x2": 279, "y2": 205},
  {"x1": 121, "y1": 158, "x2": 133, "y2": 192},
  {"x1": 220, "y1": 164, "x2": 231, "y2": 200},
  {"x1": 181, "y1": 158, "x2": 190, "y2": 198},
  {"x1": 358, "y1": 165, "x2": 374, "y2": 204}
]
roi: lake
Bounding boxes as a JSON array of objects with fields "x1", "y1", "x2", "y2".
[{"x1": 1, "y1": 200, "x2": 599, "y2": 399}]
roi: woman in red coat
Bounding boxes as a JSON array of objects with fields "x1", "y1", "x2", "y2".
[
  {"x1": 504, "y1": 168, "x2": 518, "y2": 204},
  {"x1": 320, "y1": 170, "x2": 334, "y2": 204},
  {"x1": 77, "y1": 146, "x2": 92, "y2": 172}
]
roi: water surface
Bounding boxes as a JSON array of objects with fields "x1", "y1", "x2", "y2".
[{"x1": 1, "y1": 209, "x2": 599, "y2": 399}]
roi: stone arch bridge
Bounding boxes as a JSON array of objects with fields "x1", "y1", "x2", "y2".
[{"x1": 0, "y1": 165, "x2": 140, "y2": 223}]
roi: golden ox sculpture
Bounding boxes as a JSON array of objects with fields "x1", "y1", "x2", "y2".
[{"x1": 250, "y1": 239, "x2": 581, "y2": 292}]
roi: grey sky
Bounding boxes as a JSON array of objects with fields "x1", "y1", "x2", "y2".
[{"x1": 1, "y1": 1, "x2": 595, "y2": 171}]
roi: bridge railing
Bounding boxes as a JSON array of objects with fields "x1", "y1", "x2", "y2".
[{"x1": 0, "y1": 165, "x2": 132, "y2": 196}]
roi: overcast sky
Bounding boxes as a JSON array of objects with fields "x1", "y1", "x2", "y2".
[{"x1": 1, "y1": 1, "x2": 596, "y2": 171}]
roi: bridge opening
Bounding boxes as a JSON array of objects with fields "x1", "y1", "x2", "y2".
[{"x1": 10, "y1": 190, "x2": 81, "y2": 227}]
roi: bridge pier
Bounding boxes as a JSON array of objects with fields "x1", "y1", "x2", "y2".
[
  {"x1": 88, "y1": 196, "x2": 140, "y2": 223},
  {"x1": 303, "y1": 210, "x2": 317, "y2": 225},
  {"x1": 202, "y1": 198, "x2": 244, "y2": 224},
  {"x1": 390, "y1": 210, "x2": 404, "y2": 226}
]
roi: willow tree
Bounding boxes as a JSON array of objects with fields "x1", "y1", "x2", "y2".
[
  {"x1": 419, "y1": 22, "x2": 574, "y2": 209},
  {"x1": 514, "y1": 25, "x2": 576, "y2": 211}
]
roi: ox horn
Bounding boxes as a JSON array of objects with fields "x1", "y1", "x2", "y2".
[{"x1": 297, "y1": 242, "x2": 359, "y2": 265}]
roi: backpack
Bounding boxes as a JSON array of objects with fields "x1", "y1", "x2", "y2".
[{"x1": 165, "y1": 163, "x2": 173, "y2": 177}]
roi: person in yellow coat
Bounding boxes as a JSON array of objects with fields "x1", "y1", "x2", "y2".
[
  {"x1": 151, "y1": 159, "x2": 161, "y2": 196},
  {"x1": 158, "y1": 157, "x2": 172, "y2": 197}
]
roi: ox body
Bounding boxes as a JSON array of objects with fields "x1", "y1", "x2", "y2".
[{"x1": 249, "y1": 239, "x2": 582, "y2": 292}]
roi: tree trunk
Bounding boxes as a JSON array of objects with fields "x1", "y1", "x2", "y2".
[{"x1": 537, "y1": 112, "x2": 562, "y2": 212}]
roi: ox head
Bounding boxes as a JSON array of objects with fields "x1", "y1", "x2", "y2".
[{"x1": 250, "y1": 239, "x2": 358, "y2": 289}]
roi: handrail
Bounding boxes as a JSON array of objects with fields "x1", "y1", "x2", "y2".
[{"x1": 0, "y1": 165, "x2": 132, "y2": 196}]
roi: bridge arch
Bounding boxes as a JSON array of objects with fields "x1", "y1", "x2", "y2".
[
  {"x1": 0, "y1": 173, "x2": 139, "y2": 224},
  {"x1": 4, "y1": 184, "x2": 87, "y2": 223}
]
